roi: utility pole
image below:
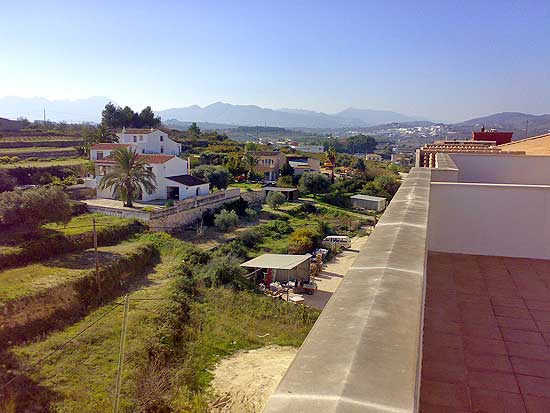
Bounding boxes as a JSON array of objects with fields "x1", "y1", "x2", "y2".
[
  {"x1": 43, "y1": 108, "x2": 46, "y2": 123},
  {"x1": 526, "y1": 119, "x2": 529, "y2": 139},
  {"x1": 93, "y1": 218, "x2": 100, "y2": 292},
  {"x1": 113, "y1": 294, "x2": 130, "y2": 413}
]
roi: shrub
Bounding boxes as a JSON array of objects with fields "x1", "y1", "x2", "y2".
[
  {"x1": 238, "y1": 228, "x2": 264, "y2": 247},
  {"x1": 362, "y1": 175, "x2": 400, "y2": 200},
  {"x1": 288, "y1": 227, "x2": 322, "y2": 254},
  {"x1": 0, "y1": 170, "x2": 16, "y2": 192},
  {"x1": 224, "y1": 197, "x2": 249, "y2": 217},
  {"x1": 267, "y1": 191, "x2": 286, "y2": 209},
  {"x1": 276, "y1": 175, "x2": 294, "y2": 188},
  {"x1": 214, "y1": 209, "x2": 238, "y2": 231},
  {"x1": 320, "y1": 192, "x2": 352, "y2": 208},
  {"x1": 245, "y1": 207, "x2": 257, "y2": 221},
  {"x1": 0, "y1": 186, "x2": 71, "y2": 229},
  {"x1": 297, "y1": 202, "x2": 317, "y2": 215},
  {"x1": 260, "y1": 219, "x2": 293, "y2": 239},
  {"x1": 165, "y1": 199, "x2": 175, "y2": 207}
]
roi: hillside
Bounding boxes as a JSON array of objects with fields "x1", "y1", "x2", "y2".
[{"x1": 456, "y1": 112, "x2": 550, "y2": 138}]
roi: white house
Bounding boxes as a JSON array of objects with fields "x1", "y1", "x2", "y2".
[
  {"x1": 89, "y1": 128, "x2": 209, "y2": 202},
  {"x1": 116, "y1": 128, "x2": 182, "y2": 155},
  {"x1": 93, "y1": 152, "x2": 209, "y2": 202}
]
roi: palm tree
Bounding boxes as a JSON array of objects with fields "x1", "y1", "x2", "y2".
[
  {"x1": 99, "y1": 148, "x2": 156, "y2": 207},
  {"x1": 244, "y1": 152, "x2": 259, "y2": 180},
  {"x1": 326, "y1": 145, "x2": 337, "y2": 183}
]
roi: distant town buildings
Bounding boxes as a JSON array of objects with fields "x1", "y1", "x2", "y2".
[
  {"x1": 365, "y1": 153, "x2": 382, "y2": 162},
  {"x1": 292, "y1": 144, "x2": 324, "y2": 154}
]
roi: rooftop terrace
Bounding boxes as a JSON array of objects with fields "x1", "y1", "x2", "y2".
[{"x1": 264, "y1": 152, "x2": 550, "y2": 412}]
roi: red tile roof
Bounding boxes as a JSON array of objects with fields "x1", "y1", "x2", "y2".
[{"x1": 90, "y1": 143, "x2": 130, "y2": 150}]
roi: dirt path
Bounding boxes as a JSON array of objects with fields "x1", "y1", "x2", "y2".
[
  {"x1": 302, "y1": 235, "x2": 369, "y2": 309},
  {"x1": 210, "y1": 345, "x2": 298, "y2": 413}
]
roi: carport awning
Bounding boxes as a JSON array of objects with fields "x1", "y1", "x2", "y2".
[{"x1": 240, "y1": 254, "x2": 310, "y2": 270}]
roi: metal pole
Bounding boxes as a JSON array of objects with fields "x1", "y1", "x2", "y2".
[
  {"x1": 93, "y1": 218, "x2": 100, "y2": 292},
  {"x1": 113, "y1": 295, "x2": 129, "y2": 413}
]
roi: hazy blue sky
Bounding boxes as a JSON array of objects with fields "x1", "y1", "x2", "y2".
[{"x1": 1, "y1": 0, "x2": 549, "y2": 122}]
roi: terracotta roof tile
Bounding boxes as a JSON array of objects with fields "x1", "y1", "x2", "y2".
[{"x1": 90, "y1": 143, "x2": 130, "y2": 150}]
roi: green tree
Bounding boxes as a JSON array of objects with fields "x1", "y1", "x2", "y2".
[
  {"x1": 267, "y1": 191, "x2": 286, "y2": 209},
  {"x1": 243, "y1": 152, "x2": 259, "y2": 179},
  {"x1": 280, "y1": 161, "x2": 294, "y2": 177},
  {"x1": 299, "y1": 172, "x2": 330, "y2": 198},
  {"x1": 99, "y1": 147, "x2": 157, "y2": 207},
  {"x1": 362, "y1": 175, "x2": 400, "y2": 200},
  {"x1": 101, "y1": 102, "x2": 118, "y2": 128},
  {"x1": 139, "y1": 106, "x2": 161, "y2": 128},
  {"x1": 188, "y1": 122, "x2": 201, "y2": 136}
]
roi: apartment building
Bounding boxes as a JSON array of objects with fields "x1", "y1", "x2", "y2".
[{"x1": 255, "y1": 151, "x2": 287, "y2": 182}]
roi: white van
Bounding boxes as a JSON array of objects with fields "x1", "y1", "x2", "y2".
[{"x1": 322, "y1": 235, "x2": 352, "y2": 249}]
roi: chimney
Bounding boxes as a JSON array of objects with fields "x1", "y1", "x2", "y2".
[{"x1": 122, "y1": 127, "x2": 126, "y2": 133}]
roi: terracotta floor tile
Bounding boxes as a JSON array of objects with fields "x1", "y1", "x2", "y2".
[
  {"x1": 496, "y1": 316, "x2": 539, "y2": 332},
  {"x1": 525, "y1": 300, "x2": 550, "y2": 311},
  {"x1": 422, "y1": 359, "x2": 467, "y2": 383},
  {"x1": 463, "y1": 337, "x2": 508, "y2": 356},
  {"x1": 424, "y1": 332, "x2": 464, "y2": 349},
  {"x1": 420, "y1": 380, "x2": 471, "y2": 408},
  {"x1": 489, "y1": 288, "x2": 522, "y2": 298},
  {"x1": 535, "y1": 321, "x2": 550, "y2": 333},
  {"x1": 524, "y1": 395, "x2": 550, "y2": 413},
  {"x1": 530, "y1": 310, "x2": 550, "y2": 322},
  {"x1": 493, "y1": 306, "x2": 533, "y2": 320},
  {"x1": 544, "y1": 333, "x2": 550, "y2": 346},
  {"x1": 505, "y1": 342, "x2": 550, "y2": 362},
  {"x1": 461, "y1": 323, "x2": 503, "y2": 340},
  {"x1": 465, "y1": 353, "x2": 512, "y2": 373},
  {"x1": 491, "y1": 296, "x2": 527, "y2": 309},
  {"x1": 420, "y1": 403, "x2": 473, "y2": 412},
  {"x1": 467, "y1": 371, "x2": 519, "y2": 393},
  {"x1": 500, "y1": 328, "x2": 546, "y2": 346},
  {"x1": 511, "y1": 357, "x2": 550, "y2": 379},
  {"x1": 469, "y1": 387, "x2": 526, "y2": 412},
  {"x1": 517, "y1": 375, "x2": 550, "y2": 398}
]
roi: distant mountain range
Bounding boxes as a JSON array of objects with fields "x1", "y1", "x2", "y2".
[
  {"x1": 0, "y1": 96, "x2": 548, "y2": 135},
  {"x1": 0, "y1": 96, "x2": 112, "y2": 123},
  {"x1": 158, "y1": 102, "x2": 426, "y2": 128}
]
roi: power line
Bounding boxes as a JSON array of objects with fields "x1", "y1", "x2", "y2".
[{"x1": 1, "y1": 302, "x2": 123, "y2": 390}]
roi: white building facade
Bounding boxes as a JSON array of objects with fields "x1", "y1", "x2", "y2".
[{"x1": 90, "y1": 129, "x2": 209, "y2": 202}]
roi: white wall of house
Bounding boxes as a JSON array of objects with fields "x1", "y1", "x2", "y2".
[
  {"x1": 116, "y1": 130, "x2": 181, "y2": 155},
  {"x1": 450, "y1": 153, "x2": 550, "y2": 185},
  {"x1": 90, "y1": 148, "x2": 115, "y2": 161},
  {"x1": 429, "y1": 182, "x2": 550, "y2": 260}
]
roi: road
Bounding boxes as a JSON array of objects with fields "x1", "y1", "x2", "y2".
[{"x1": 302, "y1": 235, "x2": 369, "y2": 310}]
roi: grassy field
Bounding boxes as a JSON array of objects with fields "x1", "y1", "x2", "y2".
[
  {"x1": 43, "y1": 213, "x2": 134, "y2": 236},
  {"x1": 0, "y1": 136, "x2": 82, "y2": 142},
  {"x1": 10, "y1": 235, "x2": 319, "y2": 412},
  {"x1": 0, "y1": 147, "x2": 78, "y2": 155},
  {"x1": 0, "y1": 158, "x2": 87, "y2": 169},
  {"x1": 0, "y1": 240, "x2": 145, "y2": 304}
]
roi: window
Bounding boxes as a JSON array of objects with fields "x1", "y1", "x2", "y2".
[
  {"x1": 160, "y1": 135, "x2": 164, "y2": 142},
  {"x1": 96, "y1": 151, "x2": 104, "y2": 160},
  {"x1": 160, "y1": 146, "x2": 164, "y2": 153},
  {"x1": 139, "y1": 136, "x2": 143, "y2": 141},
  {"x1": 133, "y1": 136, "x2": 137, "y2": 143}
]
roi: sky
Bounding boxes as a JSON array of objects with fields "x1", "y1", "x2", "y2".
[{"x1": 1, "y1": 0, "x2": 550, "y2": 122}]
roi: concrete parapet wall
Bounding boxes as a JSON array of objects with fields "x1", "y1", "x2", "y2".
[{"x1": 263, "y1": 168, "x2": 431, "y2": 413}]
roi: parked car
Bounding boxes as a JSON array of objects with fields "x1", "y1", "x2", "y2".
[{"x1": 322, "y1": 235, "x2": 352, "y2": 249}]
